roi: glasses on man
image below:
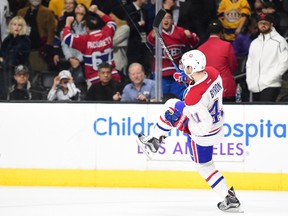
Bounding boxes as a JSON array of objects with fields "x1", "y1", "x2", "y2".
[{"x1": 15, "y1": 73, "x2": 28, "y2": 77}]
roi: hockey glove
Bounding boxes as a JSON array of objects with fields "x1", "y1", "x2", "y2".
[
  {"x1": 173, "y1": 71, "x2": 192, "y2": 85},
  {"x1": 165, "y1": 107, "x2": 188, "y2": 132}
]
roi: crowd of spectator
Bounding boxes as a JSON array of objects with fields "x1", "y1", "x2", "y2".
[{"x1": 0, "y1": 0, "x2": 288, "y2": 102}]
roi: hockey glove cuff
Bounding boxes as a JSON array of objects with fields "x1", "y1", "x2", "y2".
[
  {"x1": 173, "y1": 71, "x2": 191, "y2": 85},
  {"x1": 165, "y1": 108, "x2": 189, "y2": 132}
]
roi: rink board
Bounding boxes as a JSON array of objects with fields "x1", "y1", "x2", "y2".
[
  {"x1": 0, "y1": 103, "x2": 287, "y2": 190},
  {"x1": 0, "y1": 169, "x2": 288, "y2": 191}
]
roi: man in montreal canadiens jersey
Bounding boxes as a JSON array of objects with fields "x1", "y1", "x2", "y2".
[
  {"x1": 62, "y1": 5, "x2": 120, "y2": 86},
  {"x1": 137, "y1": 50, "x2": 242, "y2": 212}
]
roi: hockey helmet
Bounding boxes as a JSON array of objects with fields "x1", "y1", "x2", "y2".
[{"x1": 180, "y1": 50, "x2": 206, "y2": 77}]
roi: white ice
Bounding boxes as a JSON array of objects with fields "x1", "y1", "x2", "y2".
[{"x1": 0, "y1": 186, "x2": 287, "y2": 216}]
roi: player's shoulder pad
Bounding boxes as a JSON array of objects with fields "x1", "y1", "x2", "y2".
[{"x1": 184, "y1": 66, "x2": 220, "y2": 106}]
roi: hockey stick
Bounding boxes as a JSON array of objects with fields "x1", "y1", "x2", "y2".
[{"x1": 153, "y1": 8, "x2": 183, "y2": 74}]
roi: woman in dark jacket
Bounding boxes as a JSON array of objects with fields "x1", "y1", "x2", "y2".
[{"x1": 0, "y1": 15, "x2": 31, "y2": 99}]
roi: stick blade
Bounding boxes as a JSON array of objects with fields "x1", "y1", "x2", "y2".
[{"x1": 153, "y1": 8, "x2": 167, "y2": 28}]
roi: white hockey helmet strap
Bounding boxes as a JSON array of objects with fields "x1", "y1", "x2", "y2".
[{"x1": 180, "y1": 50, "x2": 206, "y2": 77}]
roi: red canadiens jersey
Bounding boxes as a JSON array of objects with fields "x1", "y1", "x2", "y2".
[
  {"x1": 63, "y1": 14, "x2": 120, "y2": 83},
  {"x1": 147, "y1": 25, "x2": 199, "y2": 77}
]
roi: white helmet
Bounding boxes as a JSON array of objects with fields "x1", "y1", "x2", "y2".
[{"x1": 180, "y1": 50, "x2": 206, "y2": 76}]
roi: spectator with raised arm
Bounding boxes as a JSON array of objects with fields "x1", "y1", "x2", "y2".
[
  {"x1": 163, "y1": 0, "x2": 180, "y2": 26},
  {"x1": 147, "y1": 10, "x2": 199, "y2": 100},
  {"x1": 53, "y1": 0, "x2": 77, "y2": 69},
  {"x1": 47, "y1": 70, "x2": 80, "y2": 101},
  {"x1": 48, "y1": 0, "x2": 91, "y2": 20},
  {"x1": 53, "y1": 1, "x2": 88, "y2": 96},
  {"x1": 62, "y1": 4, "x2": 120, "y2": 88}
]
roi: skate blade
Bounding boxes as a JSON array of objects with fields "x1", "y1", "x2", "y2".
[
  {"x1": 221, "y1": 206, "x2": 244, "y2": 213},
  {"x1": 136, "y1": 138, "x2": 154, "y2": 160}
]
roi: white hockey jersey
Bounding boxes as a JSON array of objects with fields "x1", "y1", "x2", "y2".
[{"x1": 183, "y1": 66, "x2": 224, "y2": 146}]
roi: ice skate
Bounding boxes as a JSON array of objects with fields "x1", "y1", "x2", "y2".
[
  {"x1": 136, "y1": 134, "x2": 166, "y2": 160},
  {"x1": 217, "y1": 187, "x2": 243, "y2": 213}
]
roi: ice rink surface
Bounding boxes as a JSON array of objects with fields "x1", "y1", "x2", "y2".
[{"x1": 0, "y1": 186, "x2": 287, "y2": 216}]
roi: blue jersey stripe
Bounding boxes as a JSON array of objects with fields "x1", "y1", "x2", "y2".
[
  {"x1": 83, "y1": 56, "x2": 92, "y2": 64},
  {"x1": 64, "y1": 34, "x2": 72, "y2": 47}
]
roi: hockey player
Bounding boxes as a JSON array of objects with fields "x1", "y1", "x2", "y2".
[
  {"x1": 62, "y1": 5, "x2": 120, "y2": 87},
  {"x1": 136, "y1": 49, "x2": 242, "y2": 212}
]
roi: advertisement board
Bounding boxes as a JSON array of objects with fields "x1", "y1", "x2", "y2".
[{"x1": 0, "y1": 103, "x2": 287, "y2": 189}]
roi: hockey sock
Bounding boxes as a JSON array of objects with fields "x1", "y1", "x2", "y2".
[
  {"x1": 152, "y1": 114, "x2": 172, "y2": 139},
  {"x1": 195, "y1": 161, "x2": 229, "y2": 198}
]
